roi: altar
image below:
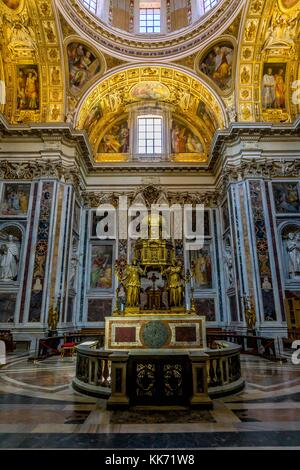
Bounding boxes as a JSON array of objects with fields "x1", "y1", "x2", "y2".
[{"x1": 104, "y1": 214, "x2": 212, "y2": 409}]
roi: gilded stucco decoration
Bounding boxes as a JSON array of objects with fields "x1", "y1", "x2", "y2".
[
  {"x1": 237, "y1": 0, "x2": 300, "y2": 122},
  {"x1": 0, "y1": 0, "x2": 64, "y2": 123},
  {"x1": 76, "y1": 65, "x2": 227, "y2": 163}
]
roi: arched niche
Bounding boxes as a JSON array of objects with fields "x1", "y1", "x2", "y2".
[
  {"x1": 0, "y1": 223, "x2": 23, "y2": 283},
  {"x1": 280, "y1": 223, "x2": 300, "y2": 283}
]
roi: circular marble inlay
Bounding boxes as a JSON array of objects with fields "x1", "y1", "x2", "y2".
[{"x1": 141, "y1": 321, "x2": 170, "y2": 349}]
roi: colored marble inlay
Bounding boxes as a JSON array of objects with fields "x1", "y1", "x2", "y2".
[
  {"x1": 115, "y1": 326, "x2": 136, "y2": 343},
  {"x1": 19, "y1": 182, "x2": 37, "y2": 323},
  {"x1": 29, "y1": 182, "x2": 54, "y2": 322},
  {"x1": 49, "y1": 184, "x2": 64, "y2": 316},
  {"x1": 175, "y1": 326, "x2": 197, "y2": 342},
  {"x1": 249, "y1": 180, "x2": 276, "y2": 321}
]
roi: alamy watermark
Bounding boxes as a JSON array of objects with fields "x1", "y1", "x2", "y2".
[
  {"x1": 291, "y1": 340, "x2": 300, "y2": 365},
  {"x1": 95, "y1": 196, "x2": 205, "y2": 250}
]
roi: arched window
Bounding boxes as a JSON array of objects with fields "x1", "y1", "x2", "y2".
[
  {"x1": 138, "y1": 116, "x2": 163, "y2": 155},
  {"x1": 203, "y1": 0, "x2": 218, "y2": 13},
  {"x1": 139, "y1": 1, "x2": 161, "y2": 33},
  {"x1": 82, "y1": 0, "x2": 97, "y2": 14}
]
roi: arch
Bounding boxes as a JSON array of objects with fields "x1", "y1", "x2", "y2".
[{"x1": 75, "y1": 64, "x2": 228, "y2": 161}]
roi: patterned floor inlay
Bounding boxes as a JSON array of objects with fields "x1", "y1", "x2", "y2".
[
  {"x1": 1, "y1": 353, "x2": 300, "y2": 448},
  {"x1": 110, "y1": 409, "x2": 216, "y2": 424}
]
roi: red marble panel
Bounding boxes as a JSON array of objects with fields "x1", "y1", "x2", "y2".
[
  {"x1": 175, "y1": 326, "x2": 197, "y2": 342},
  {"x1": 115, "y1": 326, "x2": 136, "y2": 343}
]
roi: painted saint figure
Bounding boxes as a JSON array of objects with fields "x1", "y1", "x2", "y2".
[
  {"x1": 274, "y1": 68, "x2": 286, "y2": 108},
  {"x1": 25, "y1": 71, "x2": 38, "y2": 109},
  {"x1": 262, "y1": 68, "x2": 276, "y2": 109}
]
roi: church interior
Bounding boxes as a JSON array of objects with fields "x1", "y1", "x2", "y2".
[{"x1": 0, "y1": 0, "x2": 300, "y2": 452}]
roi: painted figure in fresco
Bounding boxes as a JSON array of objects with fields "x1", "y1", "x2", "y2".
[
  {"x1": 212, "y1": 46, "x2": 233, "y2": 86},
  {"x1": 83, "y1": 104, "x2": 102, "y2": 133},
  {"x1": 172, "y1": 125, "x2": 186, "y2": 153},
  {"x1": 68, "y1": 43, "x2": 100, "y2": 92},
  {"x1": 200, "y1": 45, "x2": 233, "y2": 91},
  {"x1": 274, "y1": 68, "x2": 286, "y2": 108},
  {"x1": 274, "y1": 184, "x2": 300, "y2": 213},
  {"x1": 119, "y1": 124, "x2": 129, "y2": 153},
  {"x1": 0, "y1": 235, "x2": 19, "y2": 281},
  {"x1": 131, "y1": 81, "x2": 169, "y2": 100},
  {"x1": 7, "y1": 190, "x2": 20, "y2": 211},
  {"x1": 122, "y1": 259, "x2": 145, "y2": 308},
  {"x1": 262, "y1": 68, "x2": 276, "y2": 109},
  {"x1": 17, "y1": 69, "x2": 26, "y2": 109},
  {"x1": 103, "y1": 130, "x2": 122, "y2": 153},
  {"x1": 1, "y1": 186, "x2": 29, "y2": 215},
  {"x1": 91, "y1": 249, "x2": 112, "y2": 289},
  {"x1": 25, "y1": 71, "x2": 38, "y2": 109},
  {"x1": 193, "y1": 250, "x2": 211, "y2": 288},
  {"x1": 186, "y1": 133, "x2": 203, "y2": 153},
  {"x1": 162, "y1": 260, "x2": 184, "y2": 308}
]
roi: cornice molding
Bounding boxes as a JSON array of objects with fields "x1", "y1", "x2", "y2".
[
  {"x1": 81, "y1": 185, "x2": 221, "y2": 208},
  {"x1": 209, "y1": 116, "x2": 300, "y2": 169},
  {"x1": 1, "y1": 114, "x2": 300, "y2": 177}
]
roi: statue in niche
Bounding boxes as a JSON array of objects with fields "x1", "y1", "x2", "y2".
[
  {"x1": 69, "y1": 254, "x2": 78, "y2": 289},
  {"x1": 224, "y1": 245, "x2": 234, "y2": 287},
  {"x1": 262, "y1": 276, "x2": 272, "y2": 291},
  {"x1": 286, "y1": 231, "x2": 300, "y2": 278},
  {"x1": 48, "y1": 306, "x2": 59, "y2": 332},
  {"x1": 0, "y1": 235, "x2": 19, "y2": 281}
]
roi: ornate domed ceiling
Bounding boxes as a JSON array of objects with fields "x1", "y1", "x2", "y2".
[{"x1": 56, "y1": 0, "x2": 244, "y2": 60}]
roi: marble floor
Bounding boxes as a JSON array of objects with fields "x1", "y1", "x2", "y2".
[{"x1": 0, "y1": 353, "x2": 300, "y2": 449}]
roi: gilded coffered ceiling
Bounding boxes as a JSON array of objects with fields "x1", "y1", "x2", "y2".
[{"x1": 75, "y1": 65, "x2": 227, "y2": 162}]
